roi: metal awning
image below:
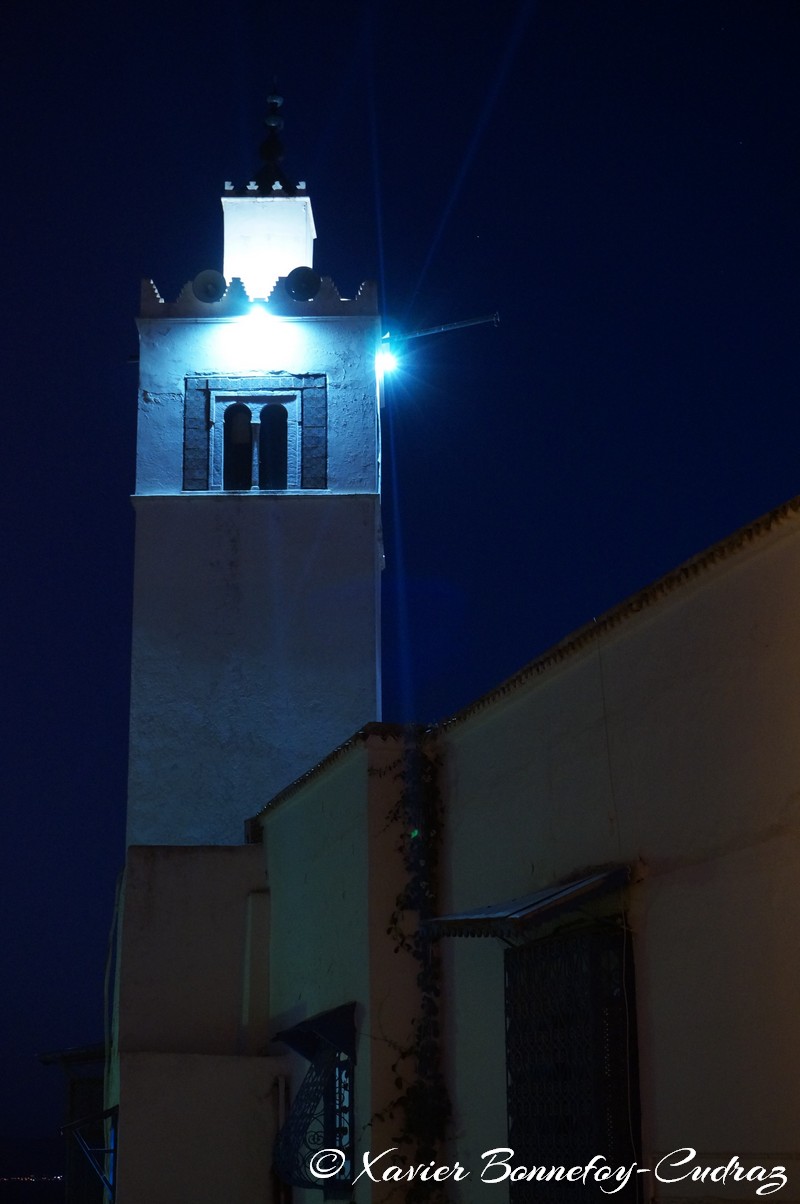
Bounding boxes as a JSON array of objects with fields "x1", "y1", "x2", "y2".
[
  {"x1": 275, "y1": 1001, "x2": 357, "y2": 1062},
  {"x1": 428, "y1": 865, "x2": 630, "y2": 939}
]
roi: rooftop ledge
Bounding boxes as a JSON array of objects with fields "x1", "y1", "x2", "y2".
[
  {"x1": 139, "y1": 275, "x2": 378, "y2": 319},
  {"x1": 131, "y1": 491, "x2": 380, "y2": 502}
]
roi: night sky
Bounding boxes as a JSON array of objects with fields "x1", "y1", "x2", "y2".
[{"x1": 4, "y1": 0, "x2": 799, "y2": 1177}]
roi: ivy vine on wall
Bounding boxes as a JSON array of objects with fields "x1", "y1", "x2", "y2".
[{"x1": 372, "y1": 730, "x2": 452, "y2": 1194}]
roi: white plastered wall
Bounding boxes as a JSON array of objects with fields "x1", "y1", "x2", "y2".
[
  {"x1": 127, "y1": 493, "x2": 382, "y2": 845},
  {"x1": 127, "y1": 302, "x2": 382, "y2": 845},
  {"x1": 135, "y1": 314, "x2": 381, "y2": 496}
]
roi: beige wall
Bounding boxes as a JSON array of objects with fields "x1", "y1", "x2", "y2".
[
  {"x1": 440, "y1": 516, "x2": 800, "y2": 1201},
  {"x1": 116, "y1": 1050, "x2": 288, "y2": 1204},
  {"x1": 264, "y1": 745, "x2": 372, "y2": 1032},
  {"x1": 115, "y1": 845, "x2": 269, "y2": 1056},
  {"x1": 111, "y1": 845, "x2": 279, "y2": 1201},
  {"x1": 237, "y1": 512, "x2": 800, "y2": 1203},
  {"x1": 259, "y1": 730, "x2": 422, "y2": 1204}
]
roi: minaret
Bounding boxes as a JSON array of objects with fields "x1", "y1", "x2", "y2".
[{"x1": 127, "y1": 98, "x2": 382, "y2": 845}]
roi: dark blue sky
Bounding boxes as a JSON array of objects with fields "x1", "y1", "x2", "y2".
[{"x1": 3, "y1": 0, "x2": 799, "y2": 1169}]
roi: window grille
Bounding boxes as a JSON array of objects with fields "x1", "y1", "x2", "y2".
[
  {"x1": 273, "y1": 1003, "x2": 355, "y2": 1197},
  {"x1": 505, "y1": 925, "x2": 641, "y2": 1204}
]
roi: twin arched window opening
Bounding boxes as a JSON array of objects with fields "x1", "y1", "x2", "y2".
[
  {"x1": 183, "y1": 376, "x2": 325, "y2": 492},
  {"x1": 223, "y1": 402, "x2": 288, "y2": 491}
]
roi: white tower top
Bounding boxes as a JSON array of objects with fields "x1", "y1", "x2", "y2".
[{"x1": 222, "y1": 193, "x2": 316, "y2": 301}]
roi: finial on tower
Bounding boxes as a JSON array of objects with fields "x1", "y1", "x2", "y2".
[
  {"x1": 253, "y1": 93, "x2": 299, "y2": 195},
  {"x1": 220, "y1": 91, "x2": 315, "y2": 298}
]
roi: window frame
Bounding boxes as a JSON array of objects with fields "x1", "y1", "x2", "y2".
[{"x1": 182, "y1": 373, "x2": 328, "y2": 492}]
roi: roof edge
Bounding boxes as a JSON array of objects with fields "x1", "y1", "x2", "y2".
[
  {"x1": 245, "y1": 723, "x2": 434, "y2": 835},
  {"x1": 246, "y1": 491, "x2": 800, "y2": 833},
  {"x1": 444, "y1": 491, "x2": 800, "y2": 728}
]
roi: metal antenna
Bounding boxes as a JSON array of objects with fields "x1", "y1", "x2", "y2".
[{"x1": 382, "y1": 312, "x2": 500, "y2": 344}]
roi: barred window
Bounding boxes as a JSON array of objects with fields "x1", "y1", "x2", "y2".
[{"x1": 505, "y1": 925, "x2": 641, "y2": 1204}]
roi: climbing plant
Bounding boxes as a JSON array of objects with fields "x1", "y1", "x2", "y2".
[{"x1": 373, "y1": 731, "x2": 452, "y2": 1189}]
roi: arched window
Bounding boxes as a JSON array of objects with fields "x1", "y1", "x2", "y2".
[
  {"x1": 223, "y1": 403, "x2": 253, "y2": 489},
  {"x1": 259, "y1": 404, "x2": 288, "y2": 490}
]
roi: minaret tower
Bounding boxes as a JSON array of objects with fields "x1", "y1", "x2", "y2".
[{"x1": 128, "y1": 98, "x2": 382, "y2": 845}]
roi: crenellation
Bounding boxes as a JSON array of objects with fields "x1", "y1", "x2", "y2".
[
  {"x1": 139, "y1": 274, "x2": 378, "y2": 320},
  {"x1": 140, "y1": 278, "x2": 165, "y2": 309}
]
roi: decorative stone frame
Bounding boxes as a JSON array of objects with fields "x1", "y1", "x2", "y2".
[{"x1": 183, "y1": 373, "x2": 327, "y2": 491}]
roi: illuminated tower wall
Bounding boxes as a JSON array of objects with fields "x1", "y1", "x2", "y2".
[{"x1": 127, "y1": 182, "x2": 382, "y2": 846}]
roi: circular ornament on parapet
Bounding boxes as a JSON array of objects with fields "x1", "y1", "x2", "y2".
[
  {"x1": 285, "y1": 266, "x2": 322, "y2": 301},
  {"x1": 191, "y1": 270, "x2": 227, "y2": 303}
]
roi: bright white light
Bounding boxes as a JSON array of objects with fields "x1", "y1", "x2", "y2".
[
  {"x1": 376, "y1": 347, "x2": 399, "y2": 377},
  {"x1": 244, "y1": 304, "x2": 276, "y2": 328},
  {"x1": 228, "y1": 306, "x2": 299, "y2": 366}
]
